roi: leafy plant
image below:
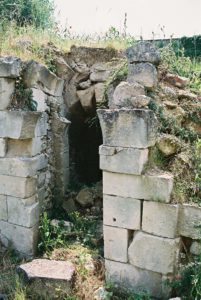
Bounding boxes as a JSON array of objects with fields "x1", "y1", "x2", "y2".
[{"x1": 38, "y1": 212, "x2": 66, "y2": 254}]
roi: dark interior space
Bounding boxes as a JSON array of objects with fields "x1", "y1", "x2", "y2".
[{"x1": 69, "y1": 113, "x2": 103, "y2": 186}]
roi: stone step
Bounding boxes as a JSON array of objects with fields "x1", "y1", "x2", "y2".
[{"x1": 18, "y1": 259, "x2": 75, "y2": 298}]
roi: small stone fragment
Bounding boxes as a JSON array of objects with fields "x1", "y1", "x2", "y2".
[
  {"x1": 157, "y1": 134, "x2": 181, "y2": 156},
  {"x1": 130, "y1": 95, "x2": 151, "y2": 108},
  {"x1": 94, "y1": 287, "x2": 112, "y2": 300},
  {"x1": 78, "y1": 79, "x2": 91, "y2": 89},
  {"x1": 50, "y1": 219, "x2": 72, "y2": 232},
  {"x1": 190, "y1": 241, "x2": 201, "y2": 256},
  {"x1": 165, "y1": 73, "x2": 190, "y2": 88},
  {"x1": 76, "y1": 187, "x2": 94, "y2": 207}
]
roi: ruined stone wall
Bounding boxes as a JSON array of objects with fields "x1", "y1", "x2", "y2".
[
  {"x1": 0, "y1": 57, "x2": 70, "y2": 256},
  {"x1": 98, "y1": 43, "x2": 201, "y2": 298}
]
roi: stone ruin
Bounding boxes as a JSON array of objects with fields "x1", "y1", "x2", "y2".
[{"x1": 0, "y1": 42, "x2": 201, "y2": 298}]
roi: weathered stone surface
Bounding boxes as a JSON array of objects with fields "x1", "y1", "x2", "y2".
[
  {"x1": 163, "y1": 105, "x2": 185, "y2": 126},
  {"x1": 0, "y1": 111, "x2": 41, "y2": 139},
  {"x1": 7, "y1": 196, "x2": 39, "y2": 227},
  {"x1": 178, "y1": 205, "x2": 201, "y2": 239},
  {"x1": 54, "y1": 56, "x2": 74, "y2": 80},
  {"x1": 0, "y1": 57, "x2": 21, "y2": 78},
  {"x1": 31, "y1": 88, "x2": 48, "y2": 112},
  {"x1": 77, "y1": 86, "x2": 95, "y2": 111},
  {"x1": 103, "y1": 195, "x2": 141, "y2": 230},
  {"x1": 178, "y1": 89, "x2": 197, "y2": 101},
  {"x1": 126, "y1": 42, "x2": 161, "y2": 65},
  {"x1": 95, "y1": 83, "x2": 105, "y2": 104},
  {"x1": 0, "y1": 78, "x2": 15, "y2": 110},
  {"x1": 78, "y1": 79, "x2": 91, "y2": 90},
  {"x1": 165, "y1": 73, "x2": 190, "y2": 88},
  {"x1": 18, "y1": 259, "x2": 75, "y2": 298},
  {"x1": 97, "y1": 109, "x2": 157, "y2": 148},
  {"x1": 0, "y1": 138, "x2": 6, "y2": 157},
  {"x1": 190, "y1": 241, "x2": 201, "y2": 255},
  {"x1": 142, "y1": 201, "x2": 179, "y2": 238},
  {"x1": 0, "y1": 175, "x2": 36, "y2": 198},
  {"x1": 6, "y1": 137, "x2": 44, "y2": 157},
  {"x1": 128, "y1": 232, "x2": 180, "y2": 274},
  {"x1": 0, "y1": 155, "x2": 47, "y2": 177},
  {"x1": 99, "y1": 146, "x2": 148, "y2": 175},
  {"x1": 23, "y1": 61, "x2": 64, "y2": 96},
  {"x1": 105, "y1": 260, "x2": 164, "y2": 298},
  {"x1": 130, "y1": 95, "x2": 151, "y2": 108},
  {"x1": 157, "y1": 134, "x2": 181, "y2": 156},
  {"x1": 111, "y1": 81, "x2": 145, "y2": 108},
  {"x1": 90, "y1": 62, "x2": 113, "y2": 82},
  {"x1": 0, "y1": 195, "x2": 7, "y2": 221},
  {"x1": 128, "y1": 63, "x2": 158, "y2": 89},
  {"x1": 0, "y1": 221, "x2": 38, "y2": 256},
  {"x1": 103, "y1": 171, "x2": 173, "y2": 203},
  {"x1": 94, "y1": 287, "x2": 112, "y2": 300},
  {"x1": 104, "y1": 225, "x2": 128, "y2": 263},
  {"x1": 76, "y1": 187, "x2": 94, "y2": 207},
  {"x1": 34, "y1": 112, "x2": 48, "y2": 137},
  {"x1": 50, "y1": 219, "x2": 72, "y2": 231}
]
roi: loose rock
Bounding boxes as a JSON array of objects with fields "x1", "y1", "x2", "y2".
[
  {"x1": 128, "y1": 62, "x2": 158, "y2": 89},
  {"x1": 157, "y1": 134, "x2": 181, "y2": 156},
  {"x1": 165, "y1": 73, "x2": 190, "y2": 88},
  {"x1": 76, "y1": 187, "x2": 94, "y2": 207}
]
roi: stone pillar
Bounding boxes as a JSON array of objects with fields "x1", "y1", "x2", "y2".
[{"x1": 97, "y1": 42, "x2": 180, "y2": 298}]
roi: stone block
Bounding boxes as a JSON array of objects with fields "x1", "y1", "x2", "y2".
[
  {"x1": 18, "y1": 259, "x2": 75, "y2": 299},
  {"x1": 178, "y1": 204, "x2": 201, "y2": 239},
  {"x1": 128, "y1": 63, "x2": 158, "y2": 89},
  {"x1": 0, "y1": 78, "x2": 15, "y2": 110},
  {"x1": 31, "y1": 88, "x2": 48, "y2": 111},
  {"x1": 103, "y1": 171, "x2": 173, "y2": 203},
  {"x1": 111, "y1": 81, "x2": 145, "y2": 109},
  {"x1": 0, "y1": 57, "x2": 21, "y2": 78},
  {"x1": 0, "y1": 111, "x2": 41, "y2": 139},
  {"x1": 0, "y1": 221, "x2": 38, "y2": 256},
  {"x1": 7, "y1": 137, "x2": 44, "y2": 157},
  {"x1": 0, "y1": 195, "x2": 7, "y2": 221},
  {"x1": 128, "y1": 232, "x2": 180, "y2": 274},
  {"x1": 125, "y1": 42, "x2": 161, "y2": 65},
  {"x1": 23, "y1": 61, "x2": 64, "y2": 96},
  {"x1": 142, "y1": 201, "x2": 179, "y2": 238},
  {"x1": 97, "y1": 109, "x2": 157, "y2": 148},
  {"x1": 99, "y1": 146, "x2": 148, "y2": 175},
  {"x1": 104, "y1": 225, "x2": 128, "y2": 263},
  {"x1": 0, "y1": 138, "x2": 6, "y2": 157},
  {"x1": 103, "y1": 195, "x2": 141, "y2": 230},
  {"x1": 90, "y1": 62, "x2": 112, "y2": 82},
  {"x1": 7, "y1": 196, "x2": 39, "y2": 227},
  {"x1": 77, "y1": 86, "x2": 95, "y2": 112},
  {"x1": 94, "y1": 83, "x2": 105, "y2": 104},
  {"x1": 0, "y1": 175, "x2": 36, "y2": 198},
  {"x1": 105, "y1": 260, "x2": 164, "y2": 299},
  {"x1": 0, "y1": 154, "x2": 47, "y2": 177},
  {"x1": 34, "y1": 113, "x2": 48, "y2": 137}
]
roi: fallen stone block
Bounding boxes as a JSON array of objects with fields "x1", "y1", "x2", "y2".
[
  {"x1": 128, "y1": 231, "x2": 180, "y2": 274},
  {"x1": 6, "y1": 137, "x2": 44, "y2": 157},
  {"x1": 190, "y1": 241, "x2": 201, "y2": 256},
  {"x1": 142, "y1": 201, "x2": 179, "y2": 238},
  {"x1": 7, "y1": 196, "x2": 39, "y2": 227},
  {"x1": 97, "y1": 109, "x2": 157, "y2": 148},
  {"x1": 0, "y1": 138, "x2": 6, "y2": 157},
  {"x1": 0, "y1": 111, "x2": 41, "y2": 139},
  {"x1": 103, "y1": 171, "x2": 173, "y2": 203},
  {"x1": 128, "y1": 62, "x2": 158, "y2": 89},
  {"x1": 104, "y1": 225, "x2": 128, "y2": 263},
  {"x1": 0, "y1": 57, "x2": 21, "y2": 78},
  {"x1": 23, "y1": 61, "x2": 64, "y2": 97},
  {"x1": 99, "y1": 145, "x2": 148, "y2": 175},
  {"x1": 18, "y1": 259, "x2": 75, "y2": 299},
  {"x1": 0, "y1": 175, "x2": 36, "y2": 198},
  {"x1": 125, "y1": 42, "x2": 161, "y2": 65},
  {"x1": 0, "y1": 78, "x2": 15, "y2": 110},
  {"x1": 178, "y1": 204, "x2": 201, "y2": 239},
  {"x1": 103, "y1": 194, "x2": 141, "y2": 230},
  {"x1": 90, "y1": 62, "x2": 114, "y2": 82},
  {"x1": 105, "y1": 260, "x2": 165, "y2": 299},
  {"x1": 0, "y1": 195, "x2": 7, "y2": 221},
  {"x1": 0, "y1": 221, "x2": 38, "y2": 256}
]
